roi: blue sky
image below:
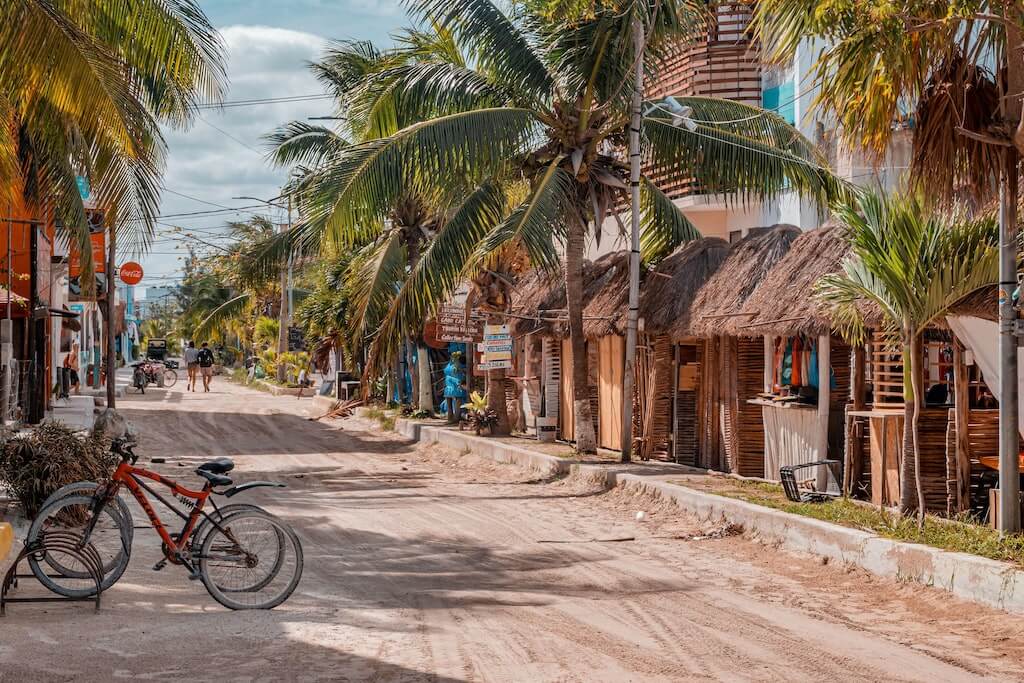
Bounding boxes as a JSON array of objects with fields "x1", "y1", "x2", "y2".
[{"x1": 140, "y1": 1, "x2": 407, "y2": 297}]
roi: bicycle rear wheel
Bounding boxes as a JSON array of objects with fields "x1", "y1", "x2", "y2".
[
  {"x1": 37, "y1": 481, "x2": 134, "y2": 554},
  {"x1": 27, "y1": 493, "x2": 133, "y2": 597},
  {"x1": 162, "y1": 368, "x2": 177, "y2": 388},
  {"x1": 198, "y1": 510, "x2": 302, "y2": 610}
]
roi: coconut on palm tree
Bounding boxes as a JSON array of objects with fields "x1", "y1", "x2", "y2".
[
  {"x1": 817, "y1": 189, "x2": 1000, "y2": 523},
  {"x1": 277, "y1": 0, "x2": 843, "y2": 451}
]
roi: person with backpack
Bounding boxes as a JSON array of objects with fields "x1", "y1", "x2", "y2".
[{"x1": 197, "y1": 341, "x2": 216, "y2": 393}]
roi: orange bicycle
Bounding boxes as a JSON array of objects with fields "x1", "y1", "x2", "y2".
[{"x1": 28, "y1": 438, "x2": 302, "y2": 610}]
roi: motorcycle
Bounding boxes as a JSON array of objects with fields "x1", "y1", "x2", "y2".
[{"x1": 131, "y1": 359, "x2": 178, "y2": 392}]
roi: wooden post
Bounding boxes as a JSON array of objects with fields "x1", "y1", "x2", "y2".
[
  {"x1": 818, "y1": 335, "x2": 831, "y2": 490},
  {"x1": 953, "y1": 339, "x2": 971, "y2": 513},
  {"x1": 671, "y1": 343, "x2": 680, "y2": 462},
  {"x1": 844, "y1": 344, "x2": 867, "y2": 496}
]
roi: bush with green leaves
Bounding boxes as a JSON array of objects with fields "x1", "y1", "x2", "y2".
[{"x1": 0, "y1": 423, "x2": 117, "y2": 517}]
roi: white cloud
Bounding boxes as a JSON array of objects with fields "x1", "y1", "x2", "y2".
[{"x1": 141, "y1": 25, "x2": 331, "y2": 294}]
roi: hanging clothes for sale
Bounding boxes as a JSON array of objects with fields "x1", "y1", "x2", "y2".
[{"x1": 791, "y1": 336, "x2": 803, "y2": 387}]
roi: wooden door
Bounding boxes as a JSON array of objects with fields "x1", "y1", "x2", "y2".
[
  {"x1": 597, "y1": 335, "x2": 624, "y2": 450},
  {"x1": 559, "y1": 338, "x2": 575, "y2": 441}
]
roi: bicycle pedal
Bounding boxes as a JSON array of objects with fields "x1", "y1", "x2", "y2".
[{"x1": 152, "y1": 559, "x2": 168, "y2": 571}]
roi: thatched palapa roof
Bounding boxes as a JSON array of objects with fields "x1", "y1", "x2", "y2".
[
  {"x1": 512, "y1": 251, "x2": 631, "y2": 339},
  {"x1": 735, "y1": 223, "x2": 851, "y2": 337},
  {"x1": 641, "y1": 237, "x2": 730, "y2": 336},
  {"x1": 683, "y1": 225, "x2": 801, "y2": 338}
]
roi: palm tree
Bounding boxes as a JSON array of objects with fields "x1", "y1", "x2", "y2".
[
  {"x1": 190, "y1": 218, "x2": 288, "y2": 343},
  {"x1": 268, "y1": 33, "x2": 487, "y2": 414},
  {"x1": 0, "y1": 0, "x2": 225, "y2": 254},
  {"x1": 0, "y1": 1, "x2": 225, "y2": 409},
  {"x1": 281, "y1": 0, "x2": 843, "y2": 452},
  {"x1": 817, "y1": 189, "x2": 1000, "y2": 523}
]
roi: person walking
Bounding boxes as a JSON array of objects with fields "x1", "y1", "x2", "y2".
[
  {"x1": 184, "y1": 341, "x2": 200, "y2": 391},
  {"x1": 196, "y1": 342, "x2": 215, "y2": 393},
  {"x1": 64, "y1": 341, "x2": 81, "y2": 396}
]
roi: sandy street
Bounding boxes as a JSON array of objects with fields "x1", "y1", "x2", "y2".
[{"x1": 2, "y1": 379, "x2": 1024, "y2": 682}]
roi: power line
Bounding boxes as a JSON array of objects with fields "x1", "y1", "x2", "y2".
[
  {"x1": 195, "y1": 94, "x2": 332, "y2": 110},
  {"x1": 196, "y1": 115, "x2": 265, "y2": 156}
]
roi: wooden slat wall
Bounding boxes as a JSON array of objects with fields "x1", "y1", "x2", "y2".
[
  {"x1": 542, "y1": 337, "x2": 560, "y2": 427},
  {"x1": 634, "y1": 335, "x2": 675, "y2": 461},
  {"x1": 829, "y1": 340, "x2": 853, "y2": 459},
  {"x1": 597, "y1": 335, "x2": 625, "y2": 451},
  {"x1": 559, "y1": 338, "x2": 574, "y2": 441},
  {"x1": 947, "y1": 409, "x2": 1014, "y2": 515},
  {"x1": 735, "y1": 337, "x2": 766, "y2": 476},
  {"x1": 698, "y1": 338, "x2": 723, "y2": 470},
  {"x1": 646, "y1": 4, "x2": 761, "y2": 200}
]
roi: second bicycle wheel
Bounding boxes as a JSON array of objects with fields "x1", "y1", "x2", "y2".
[
  {"x1": 162, "y1": 368, "x2": 178, "y2": 388},
  {"x1": 198, "y1": 509, "x2": 302, "y2": 610},
  {"x1": 28, "y1": 493, "x2": 132, "y2": 597}
]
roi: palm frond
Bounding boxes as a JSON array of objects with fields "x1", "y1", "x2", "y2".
[
  {"x1": 353, "y1": 61, "x2": 507, "y2": 139},
  {"x1": 639, "y1": 177, "x2": 700, "y2": 263},
  {"x1": 643, "y1": 104, "x2": 849, "y2": 208},
  {"x1": 295, "y1": 108, "x2": 540, "y2": 253},
  {"x1": 193, "y1": 293, "x2": 251, "y2": 340},
  {"x1": 473, "y1": 160, "x2": 572, "y2": 272},
  {"x1": 265, "y1": 121, "x2": 348, "y2": 168},
  {"x1": 404, "y1": 0, "x2": 554, "y2": 102},
  {"x1": 368, "y1": 181, "x2": 508, "y2": 373},
  {"x1": 346, "y1": 231, "x2": 408, "y2": 347}
]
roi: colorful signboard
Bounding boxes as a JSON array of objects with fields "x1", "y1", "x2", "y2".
[{"x1": 118, "y1": 261, "x2": 143, "y2": 285}]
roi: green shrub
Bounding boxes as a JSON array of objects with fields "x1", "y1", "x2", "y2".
[{"x1": 0, "y1": 423, "x2": 117, "y2": 517}]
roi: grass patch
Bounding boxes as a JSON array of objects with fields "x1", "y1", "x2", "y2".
[
  {"x1": 683, "y1": 477, "x2": 1024, "y2": 567},
  {"x1": 364, "y1": 407, "x2": 396, "y2": 431}
]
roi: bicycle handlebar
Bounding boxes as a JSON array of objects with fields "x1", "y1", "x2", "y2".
[{"x1": 110, "y1": 436, "x2": 139, "y2": 464}]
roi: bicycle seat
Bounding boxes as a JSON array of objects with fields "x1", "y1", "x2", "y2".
[
  {"x1": 197, "y1": 468, "x2": 233, "y2": 488},
  {"x1": 197, "y1": 458, "x2": 234, "y2": 474}
]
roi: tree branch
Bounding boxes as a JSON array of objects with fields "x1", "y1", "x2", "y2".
[{"x1": 954, "y1": 126, "x2": 1013, "y2": 147}]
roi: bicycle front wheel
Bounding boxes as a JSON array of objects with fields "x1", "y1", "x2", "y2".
[
  {"x1": 198, "y1": 510, "x2": 302, "y2": 610},
  {"x1": 27, "y1": 493, "x2": 133, "y2": 597},
  {"x1": 162, "y1": 368, "x2": 178, "y2": 388}
]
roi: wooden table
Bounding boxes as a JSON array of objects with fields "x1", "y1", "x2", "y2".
[{"x1": 848, "y1": 409, "x2": 906, "y2": 507}]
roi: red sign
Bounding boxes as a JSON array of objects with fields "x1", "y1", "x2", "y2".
[
  {"x1": 119, "y1": 261, "x2": 143, "y2": 285},
  {"x1": 69, "y1": 232, "x2": 106, "y2": 276}
]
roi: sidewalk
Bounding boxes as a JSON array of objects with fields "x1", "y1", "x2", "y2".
[{"x1": 363, "y1": 409, "x2": 1024, "y2": 615}]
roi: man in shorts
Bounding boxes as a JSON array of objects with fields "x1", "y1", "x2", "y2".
[
  {"x1": 184, "y1": 341, "x2": 200, "y2": 391},
  {"x1": 197, "y1": 342, "x2": 216, "y2": 393}
]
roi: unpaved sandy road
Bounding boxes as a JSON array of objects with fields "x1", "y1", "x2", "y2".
[{"x1": 3, "y1": 379, "x2": 1024, "y2": 682}]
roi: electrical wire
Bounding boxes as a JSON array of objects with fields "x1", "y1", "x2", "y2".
[
  {"x1": 649, "y1": 84, "x2": 812, "y2": 125},
  {"x1": 196, "y1": 115, "x2": 266, "y2": 156},
  {"x1": 194, "y1": 94, "x2": 332, "y2": 110}
]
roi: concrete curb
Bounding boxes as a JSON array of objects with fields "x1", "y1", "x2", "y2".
[{"x1": 366, "y1": 410, "x2": 1024, "y2": 615}]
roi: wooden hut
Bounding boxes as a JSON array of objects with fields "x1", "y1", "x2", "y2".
[
  {"x1": 682, "y1": 225, "x2": 802, "y2": 476},
  {"x1": 511, "y1": 252, "x2": 631, "y2": 448},
  {"x1": 638, "y1": 237, "x2": 730, "y2": 461},
  {"x1": 734, "y1": 227, "x2": 1005, "y2": 515},
  {"x1": 732, "y1": 225, "x2": 854, "y2": 481}
]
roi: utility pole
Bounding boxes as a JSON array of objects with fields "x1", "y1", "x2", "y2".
[
  {"x1": 1, "y1": 209, "x2": 12, "y2": 425},
  {"x1": 998, "y1": 148, "x2": 1020, "y2": 534},
  {"x1": 620, "y1": 15, "x2": 645, "y2": 462},
  {"x1": 105, "y1": 221, "x2": 117, "y2": 409}
]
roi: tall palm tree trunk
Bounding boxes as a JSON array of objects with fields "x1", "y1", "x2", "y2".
[
  {"x1": 485, "y1": 313, "x2": 511, "y2": 435},
  {"x1": 898, "y1": 335, "x2": 919, "y2": 515},
  {"x1": 105, "y1": 225, "x2": 117, "y2": 409},
  {"x1": 565, "y1": 217, "x2": 597, "y2": 453},
  {"x1": 909, "y1": 333, "x2": 926, "y2": 526}
]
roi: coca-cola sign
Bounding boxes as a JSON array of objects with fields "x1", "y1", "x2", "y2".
[{"x1": 119, "y1": 261, "x2": 143, "y2": 285}]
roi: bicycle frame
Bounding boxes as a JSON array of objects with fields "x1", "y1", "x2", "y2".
[{"x1": 93, "y1": 461, "x2": 224, "y2": 570}]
